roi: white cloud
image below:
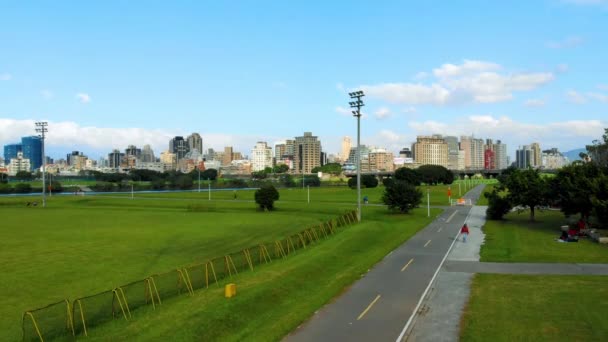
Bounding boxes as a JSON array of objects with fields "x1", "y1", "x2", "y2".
[
  {"x1": 361, "y1": 60, "x2": 554, "y2": 105},
  {"x1": 433, "y1": 60, "x2": 501, "y2": 78},
  {"x1": 546, "y1": 36, "x2": 584, "y2": 49},
  {"x1": 413, "y1": 72, "x2": 429, "y2": 80},
  {"x1": 524, "y1": 99, "x2": 545, "y2": 107},
  {"x1": 588, "y1": 92, "x2": 608, "y2": 103},
  {"x1": 402, "y1": 107, "x2": 417, "y2": 114},
  {"x1": 0, "y1": 73, "x2": 12, "y2": 81},
  {"x1": 374, "y1": 107, "x2": 392, "y2": 120},
  {"x1": 597, "y1": 84, "x2": 608, "y2": 91},
  {"x1": 566, "y1": 90, "x2": 587, "y2": 104},
  {"x1": 407, "y1": 115, "x2": 605, "y2": 151},
  {"x1": 0, "y1": 118, "x2": 274, "y2": 160},
  {"x1": 41, "y1": 90, "x2": 54, "y2": 100},
  {"x1": 76, "y1": 93, "x2": 91, "y2": 104},
  {"x1": 336, "y1": 83, "x2": 345, "y2": 91}
]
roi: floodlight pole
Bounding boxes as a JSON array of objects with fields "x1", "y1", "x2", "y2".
[
  {"x1": 198, "y1": 167, "x2": 201, "y2": 193},
  {"x1": 349, "y1": 90, "x2": 365, "y2": 222},
  {"x1": 35, "y1": 121, "x2": 48, "y2": 208}
]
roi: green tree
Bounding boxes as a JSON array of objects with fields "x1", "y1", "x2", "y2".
[
  {"x1": 362, "y1": 175, "x2": 379, "y2": 188},
  {"x1": 151, "y1": 178, "x2": 165, "y2": 190},
  {"x1": 273, "y1": 164, "x2": 289, "y2": 173},
  {"x1": 417, "y1": 165, "x2": 454, "y2": 185},
  {"x1": 312, "y1": 163, "x2": 343, "y2": 175},
  {"x1": 585, "y1": 128, "x2": 608, "y2": 167},
  {"x1": 591, "y1": 172, "x2": 608, "y2": 228},
  {"x1": 255, "y1": 184, "x2": 280, "y2": 211},
  {"x1": 279, "y1": 174, "x2": 295, "y2": 187},
  {"x1": 15, "y1": 171, "x2": 33, "y2": 181},
  {"x1": 503, "y1": 168, "x2": 547, "y2": 221},
  {"x1": 201, "y1": 169, "x2": 218, "y2": 181},
  {"x1": 0, "y1": 183, "x2": 12, "y2": 194},
  {"x1": 303, "y1": 175, "x2": 321, "y2": 187},
  {"x1": 382, "y1": 180, "x2": 422, "y2": 213},
  {"x1": 394, "y1": 167, "x2": 421, "y2": 185},
  {"x1": 548, "y1": 163, "x2": 600, "y2": 220},
  {"x1": 485, "y1": 189, "x2": 512, "y2": 220}
]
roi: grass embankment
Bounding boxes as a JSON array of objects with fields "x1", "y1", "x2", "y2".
[
  {"x1": 460, "y1": 274, "x2": 608, "y2": 342},
  {"x1": 0, "y1": 196, "x2": 344, "y2": 341},
  {"x1": 474, "y1": 184, "x2": 495, "y2": 206},
  {"x1": 480, "y1": 210, "x2": 608, "y2": 263},
  {"x1": 98, "y1": 183, "x2": 461, "y2": 206},
  {"x1": 0, "y1": 186, "x2": 441, "y2": 341},
  {"x1": 85, "y1": 206, "x2": 436, "y2": 341}
]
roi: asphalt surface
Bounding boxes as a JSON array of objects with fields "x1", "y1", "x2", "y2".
[
  {"x1": 444, "y1": 261, "x2": 608, "y2": 275},
  {"x1": 285, "y1": 185, "x2": 486, "y2": 342}
]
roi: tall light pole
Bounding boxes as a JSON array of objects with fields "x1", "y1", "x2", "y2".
[
  {"x1": 197, "y1": 166, "x2": 201, "y2": 193},
  {"x1": 349, "y1": 90, "x2": 365, "y2": 222},
  {"x1": 35, "y1": 121, "x2": 48, "y2": 208}
]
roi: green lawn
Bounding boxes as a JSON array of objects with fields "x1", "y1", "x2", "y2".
[
  {"x1": 0, "y1": 187, "x2": 439, "y2": 341},
  {"x1": 101, "y1": 183, "x2": 461, "y2": 207},
  {"x1": 480, "y1": 210, "x2": 608, "y2": 263},
  {"x1": 460, "y1": 274, "x2": 608, "y2": 342},
  {"x1": 85, "y1": 206, "x2": 436, "y2": 341},
  {"x1": 474, "y1": 184, "x2": 495, "y2": 206}
]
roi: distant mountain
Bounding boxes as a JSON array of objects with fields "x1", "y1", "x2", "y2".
[{"x1": 564, "y1": 148, "x2": 586, "y2": 161}]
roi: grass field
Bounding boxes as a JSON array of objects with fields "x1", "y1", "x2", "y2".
[
  {"x1": 480, "y1": 210, "x2": 608, "y2": 263},
  {"x1": 460, "y1": 274, "x2": 608, "y2": 342},
  {"x1": 0, "y1": 185, "x2": 445, "y2": 341},
  {"x1": 85, "y1": 205, "x2": 437, "y2": 340}
]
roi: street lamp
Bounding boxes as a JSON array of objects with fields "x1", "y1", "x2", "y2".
[
  {"x1": 349, "y1": 90, "x2": 365, "y2": 222},
  {"x1": 35, "y1": 121, "x2": 48, "y2": 208}
]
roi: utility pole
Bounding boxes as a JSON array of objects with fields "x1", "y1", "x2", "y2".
[
  {"x1": 35, "y1": 121, "x2": 48, "y2": 208},
  {"x1": 349, "y1": 90, "x2": 365, "y2": 222}
]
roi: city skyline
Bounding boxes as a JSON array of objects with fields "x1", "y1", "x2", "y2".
[{"x1": 1, "y1": 1, "x2": 607, "y2": 159}]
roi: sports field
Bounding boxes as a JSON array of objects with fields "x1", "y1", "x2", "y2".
[{"x1": 0, "y1": 185, "x2": 454, "y2": 341}]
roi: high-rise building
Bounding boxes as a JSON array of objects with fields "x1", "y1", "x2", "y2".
[
  {"x1": 223, "y1": 146, "x2": 234, "y2": 166},
  {"x1": 275, "y1": 143, "x2": 286, "y2": 159},
  {"x1": 413, "y1": 136, "x2": 448, "y2": 167},
  {"x1": 399, "y1": 147, "x2": 413, "y2": 158},
  {"x1": 444, "y1": 136, "x2": 460, "y2": 170},
  {"x1": 66, "y1": 151, "x2": 82, "y2": 166},
  {"x1": 460, "y1": 136, "x2": 484, "y2": 170},
  {"x1": 8, "y1": 152, "x2": 31, "y2": 175},
  {"x1": 251, "y1": 142, "x2": 273, "y2": 171},
  {"x1": 187, "y1": 133, "x2": 203, "y2": 154},
  {"x1": 21, "y1": 136, "x2": 43, "y2": 171},
  {"x1": 108, "y1": 149, "x2": 124, "y2": 169},
  {"x1": 125, "y1": 145, "x2": 142, "y2": 160},
  {"x1": 295, "y1": 132, "x2": 322, "y2": 174},
  {"x1": 530, "y1": 142, "x2": 542, "y2": 168},
  {"x1": 160, "y1": 151, "x2": 176, "y2": 169},
  {"x1": 542, "y1": 148, "x2": 569, "y2": 169},
  {"x1": 493, "y1": 140, "x2": 508, "y2": 170},
  {"x1": 169, "y1": 136, "x2": 189, "y2": 161},
  {"x1": 347, "y1": 145, "x2": 370, "y2": 164},
  {"x1": 516, "y1": 145, "x2": 532, "y2": 169},
  {"x1": 341, "y1": 136, "x2": 352, "y2": 162},
  {"x1": 4, "y1": 143, "x2": 22, "y2": 166},
  {"x1": 141, "y1": 145, "x2": 155, "y2": 163},
  {"x1": 367, "y1": 148, "x2": 395, "y2": 171}
]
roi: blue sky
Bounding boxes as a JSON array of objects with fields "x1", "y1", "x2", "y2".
[{"x1": 1, "y1": 0, "x2": 607, "y2": 160}]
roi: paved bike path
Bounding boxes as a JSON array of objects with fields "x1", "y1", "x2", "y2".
[{"x1": 285, "y1": 185, "x2": 485, "y2": 342}]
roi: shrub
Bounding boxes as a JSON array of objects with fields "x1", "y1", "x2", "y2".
[
  {"x1": 382, "y1": 180, "x2": 422, "y2": 213},
  {"x1": 0, "y1": 183, "x2": 12, "y2": 194},
  {"x1": 485, "y1": 190, "x2": 512, "y2": 220},
  {"x1": 255, "y1": 184, "x2": 280, "y2": 211},
  {"x1": 14, "y1": 183, "x2": 32, "y2": 193},
  {"x1": 362, "y1": 175, "x2": 379, "y2": 188}
]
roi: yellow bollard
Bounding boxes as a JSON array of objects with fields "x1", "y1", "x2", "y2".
[{"x1": 225, "y1": 283, "x2": 237, "y2": 298}]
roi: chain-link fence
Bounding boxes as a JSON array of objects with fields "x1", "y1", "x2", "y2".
[{"x1": 22, "y1": 210, "x2": 357, "y2": 340}]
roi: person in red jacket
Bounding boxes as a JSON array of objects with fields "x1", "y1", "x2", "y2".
[{"x1": 461, "y1": 223, "x2": 470, "y2": 243}]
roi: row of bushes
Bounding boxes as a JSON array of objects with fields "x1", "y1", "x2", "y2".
[{"x1": 0, "y1": 181, "x2": 67, "y2": 194}]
